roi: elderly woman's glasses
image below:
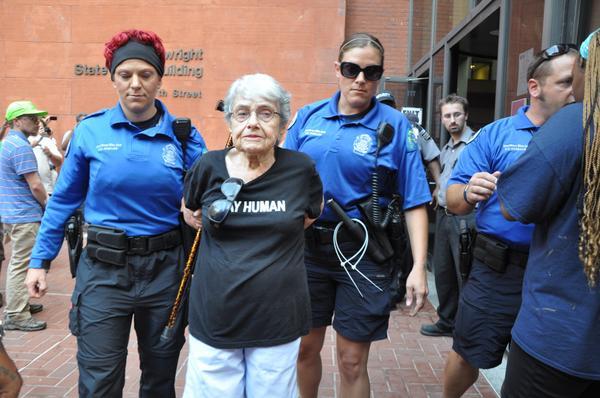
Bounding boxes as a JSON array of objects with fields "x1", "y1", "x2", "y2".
[
  {"x1": 231, "y1": 108, "x2": 281, "y2": 123},
  {"x1": 207, "y1": 177, "x2": 244, "y2": 225},
  {"x1": 339, "y1": 62, "x2": 384, "y2": 81},
  {"x1": 527, "y1": 43, "x2": 577, "y2": 80}
]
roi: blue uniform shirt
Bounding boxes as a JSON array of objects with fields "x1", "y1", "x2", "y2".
[
  {"x1": 30, "y1": 100, "x2": 207, "y2": 268},
  {"x1": 448, "y1": 106, "x2": 536, "y2": 249},
  {"x1": 0, "y1": 130, "x2": 43, "y2": 223},
  {"x1": 284, "y1": 91, "x2": 430, "y2": 221},
  {"x1": 498, "y1": 103, "x2": 600, "y2": 380}
]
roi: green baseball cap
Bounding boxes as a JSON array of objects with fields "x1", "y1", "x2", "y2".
[{"x1": 5, "y1": 100, "x2": 48, "y2": 122}]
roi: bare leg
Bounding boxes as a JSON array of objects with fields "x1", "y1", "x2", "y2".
[
  {"x1": 443, "y1": 350, "x2": 479, "y2": 398},
  {"x1": 297, "y1": 326, "x2": 327, "y2": 398},
  {"x1": 336, "y1": 333, "x2": 371, "y2": 398}
]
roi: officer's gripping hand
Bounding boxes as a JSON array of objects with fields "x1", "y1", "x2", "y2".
[
  {"x1": 405, "y1": 265, "x2": 428, "y2": 316},
  {"x1": 466, "y1": 171, "x2": 501, "y2": 204},
  {"x1": 182, "y1": 207, "x2": 202, "y2": 230},
  {"x1": 25, "y1": 268, "x2": 48, "y2": 298}
]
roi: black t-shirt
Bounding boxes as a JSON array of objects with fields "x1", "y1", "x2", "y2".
[{"x1": 184, "y1": 146, "x2": 323, "y2": 348}]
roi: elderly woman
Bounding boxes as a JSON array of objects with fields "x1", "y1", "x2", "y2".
[
  {"x1": 183, "y1": 73, "x2": 323, "y2": 398},
  {"x1": 25, "y1": 29, "x2": 207, "y2": 397},
  {"x1": 285, "y1": 32, "x2": 430, "y2": 397}
]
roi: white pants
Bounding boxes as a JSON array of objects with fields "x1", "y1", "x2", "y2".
[{"x1": 183, "y1": 335, "x2": 301, "y2": 398}]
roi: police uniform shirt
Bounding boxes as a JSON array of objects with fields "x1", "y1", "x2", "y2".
[
  {"x1": 448, "y1": 106, "x2": 536, "y2": 249},
  {"x1": 285, "y1": 91, "x2": 431, "y2": 222},
  {"x1": 30, "y1": 100, "x2": 207, "y2": 268},
  {"x1": 437, "y1": 127, "x2": 475, "y2": 208},
  {"x1": 497, "y1": 103, "x2": 600, "y2": 379},
  {"x1": 414, "y1": 123, "x2": 440, "y2": 163}
]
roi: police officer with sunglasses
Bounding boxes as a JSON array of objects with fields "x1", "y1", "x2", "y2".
[
  {"x1": 285, "y1": 32, "x2": 431, "y2": 398},
  {"x1": 442, "y1": 43, "x2": 578, "y2": 398}
]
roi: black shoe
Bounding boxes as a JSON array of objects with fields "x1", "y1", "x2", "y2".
[
  {"x1": 420, "y1": 323, "x2": 453, "y2": 337},
  {"x1": 29, "y1": 303, "x2": 43, "y2": 314}
]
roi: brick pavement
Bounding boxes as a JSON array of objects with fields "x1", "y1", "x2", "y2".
[{"x1": 1, "y1": 243, "x2": 498, "y2": 397}]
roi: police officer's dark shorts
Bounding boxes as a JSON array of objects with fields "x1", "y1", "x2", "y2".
[
  {"x1": 501, "y1": 342, "x2": 600, "y2": 398},
  {"x1": 305, "y1": 241, "x2": 393, "y2": 342},
  {"x1": 452, "y1": 258, "x2": 524, "y2": 369}
]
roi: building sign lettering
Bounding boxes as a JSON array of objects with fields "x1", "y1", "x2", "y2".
[{"x1": 73, "y1": 47, "x2": 204, "y2": 99}]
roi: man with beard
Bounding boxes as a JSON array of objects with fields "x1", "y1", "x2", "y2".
[{"x1": 420, "y1": 94, "x2": 476, "y2": 337}]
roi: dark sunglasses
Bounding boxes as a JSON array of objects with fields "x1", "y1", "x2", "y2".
[
  {"x1": 207, "y1": 177, "x2": 244, "y2": 225},
  {"x1": 527, "y1": 43, "x2": 577, "y2": 80},
  {"x1": 339, "y1": 62, "x2": 384, "y2": 81}
]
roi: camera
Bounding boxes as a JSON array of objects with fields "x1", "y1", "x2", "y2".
[{"x1": 42, "y1": 116, "x2": 57, "y2": 136}]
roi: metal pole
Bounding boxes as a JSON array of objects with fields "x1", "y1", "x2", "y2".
[{"x1": 494, "y1": 0, "x2": 510, "y2": 118}]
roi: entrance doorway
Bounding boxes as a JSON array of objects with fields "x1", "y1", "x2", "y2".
[{"x1": 450, "y1": 9, "x2": 500, "y2": 131}]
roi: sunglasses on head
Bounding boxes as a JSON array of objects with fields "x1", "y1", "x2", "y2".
[
  {"x1": 339, "y1": 62, "x2": 384, "y2": 81},
  {"x1": 207, "y1": 177, "x2": 244, "y2": 226},
  {"x1": 527, "y1": 43, "x2": 577, "y2": 80}
]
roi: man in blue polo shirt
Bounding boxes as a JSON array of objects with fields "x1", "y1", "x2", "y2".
[
  {"x1": 497, "y1": 29, "x2": 600, "y2": 398},
  {"x1": 440, "y1": 45, "x2": 578, "y2": 397},
  {"x1": 0, "y1": 100, "x2": 49, "y2": 331}
]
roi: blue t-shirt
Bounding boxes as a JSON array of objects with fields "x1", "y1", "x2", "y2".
[
  {"x1": 284, "y1": 91, "x2": 430, "y2": 222},
  {"x1": 0, "y1": 130, "x2": 44, "y2": 223},
  {"x1": 497, "y1": 102, "x2": 600, "y2": 380},
  {"x1": 448, "y1": 106, "x2": 536, "y2": 249},
  {"x1": 30, "y1": 100, "x2": 207, "y2": 268}
]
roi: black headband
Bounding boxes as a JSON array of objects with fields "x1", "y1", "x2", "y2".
[{"x1": 110, "y1": 40, "x2": 164, "y2": 76}]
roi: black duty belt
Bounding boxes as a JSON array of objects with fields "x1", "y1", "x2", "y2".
[
  {"x1": 305, "y1": 223, "x2": 355, "y2": 246},
  {"x1": 86, "y1": 224, "x2": 181, "y2": 267},
  {"x1": 473, "y1": 233, "x2": 528, "y2": 273}
]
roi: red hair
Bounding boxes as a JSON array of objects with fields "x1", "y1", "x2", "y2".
[{"x1": 104, "y1": 29, "x2": 166, "y2": 70}]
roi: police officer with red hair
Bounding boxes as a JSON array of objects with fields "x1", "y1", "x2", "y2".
[{"x1": 25, "y1": 29, "x2": 206, "y2": 397}]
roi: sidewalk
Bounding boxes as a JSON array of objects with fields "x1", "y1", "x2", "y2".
[{"x1": 2, "y1": 244, "x2": 498, "y2": 397}]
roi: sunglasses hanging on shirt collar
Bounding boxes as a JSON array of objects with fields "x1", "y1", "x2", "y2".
[{"x1": 207, "y1": 177, "x2": 244, "y2": 226}]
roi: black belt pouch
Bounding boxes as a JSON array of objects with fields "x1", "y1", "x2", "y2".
[{"x1": 473, "y1": 234, "x2": 509, "y2": 273}]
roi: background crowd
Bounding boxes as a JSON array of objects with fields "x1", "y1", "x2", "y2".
[{"x1": 0, "y1": 26, "x2": 598, "y2": 398}]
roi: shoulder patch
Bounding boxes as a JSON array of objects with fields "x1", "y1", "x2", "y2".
[
  {"x1": 287, "y1": 111, "x2": 298, "y2": 130},
  {"x1": 417, "y1": 125, "x2": 432, "y2": 141},
  {"x1": 466, "y1": 129, "x2": 482, "y2": 144},
  {"x1": 406, "y1": 127, "x2": 419, "y2": 152}
]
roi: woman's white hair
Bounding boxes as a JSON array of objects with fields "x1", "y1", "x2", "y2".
[{"x1": 223, "y1": 73, "x2": 291, "y2": 129}]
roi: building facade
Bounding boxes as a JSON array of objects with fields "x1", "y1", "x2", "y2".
[
  {"x1": 1, "y1": 1, "x2": 598, "y2": 148},
  {"x1": 382, "y1": 0, "x2": 600, "y2": 145}
]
